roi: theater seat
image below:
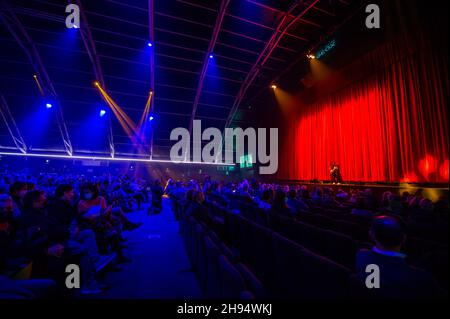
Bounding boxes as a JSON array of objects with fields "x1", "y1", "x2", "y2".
[
  {"x1": 244, "y1": 219, "x2": 277, "y2": 291},
  {"x1": 272, "y1": 232, "x2": 351, "y2": 299},
  {"x1": 254, "y1": 208, "x2": 269, "y2": 227},
  {"x1": 320, "y1": 228, "x2": 357, "y2": 269},
  {"x1": 235, "y1": 262, "x2": 266, "y2": 299},
  {"x1": 184, "y1": 217, "x2": 196, "y2": 260},
  {"x1": 203, "y1": 236, "x2": 222, "y2": 298},
  {"x1": 194, "y1": 225, "x2": 208, "y2": 290},
  {"x1": 218, "y1": 255, "x2": 247, "y2": 298},
  {"x1": 190, "y1": 222, "x2": 204, "y2": 271}
]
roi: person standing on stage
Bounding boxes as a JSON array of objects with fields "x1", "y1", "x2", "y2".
[{"x1": 330, "y1": 162, "x2": 342, "y2": 184}]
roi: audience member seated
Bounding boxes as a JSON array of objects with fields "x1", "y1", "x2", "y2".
[
  {"x1": 0, "y1": 171, "x2": 150, "y2": 298},
  {"x1": 269, "y1": 190, "x2": 295, "y2": 218},
  {"x1": 254, "y1": 189, "x2": 272, "y2": 211},
  {"x1": 351, "y1": 196, "x2": 373, "y2": 218},
  {"x1": 286, "y1": 189, "x2": 309, "y2": 213},
  {"x1": 149, "y1": 179, "x2": 164, "y2": 215},
  {"x1": 355, "y1": 215, "x2": 445, "y2": 299}
]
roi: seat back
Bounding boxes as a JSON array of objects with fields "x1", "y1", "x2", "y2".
[
  {"x1": 218, "y1": 255, "x2": 247, "y2": 298},
  {"x1": 235, "y1": 262, "x2": 266, "y2": 299},
  {"x1": 203, "y1": 236, "x2": 222, "y2": 298},
  {"x1": 272, "y1": 233, "x2": 350, "y2": 298}
]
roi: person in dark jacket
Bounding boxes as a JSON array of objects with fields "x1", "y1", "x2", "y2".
[
  {"x1": 355, "y1": 215, "x2": 445, "y2": 299},
  {"x1": 149, "y1": 179, "x2": 164, "y2": 215},
  {"x1": 20, "y1": 190, "x2": 105, "y2": 295},
  {"x1": 0, "y1": 194, "x2": 29, "y2": 276},
  {"x1": 268, "y1": 190, "x2": 295, "y2": 225}
]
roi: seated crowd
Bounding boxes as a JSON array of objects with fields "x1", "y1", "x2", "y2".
[
  {"x1": 1, "y1": 172, "x2": 448, "y2": 299},
  {"x1": 0, "y1": 173, "x2": 147, "y2": 298},
  {"x1": 166, "y1": 178, "x2": 448, "y2": 299}
]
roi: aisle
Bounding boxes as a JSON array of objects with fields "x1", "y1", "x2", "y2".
[{"x1": 94, "y1": 198, "x2": 203, "y2": 299}]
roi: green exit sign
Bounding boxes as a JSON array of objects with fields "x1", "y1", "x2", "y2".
[{"x1": 239, "y1": 154, "x2": 253, "y2": 168}]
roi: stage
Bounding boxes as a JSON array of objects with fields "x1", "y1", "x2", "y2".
[{"x1": 276, "y1": 180, "x2": 449, "y2": 201}]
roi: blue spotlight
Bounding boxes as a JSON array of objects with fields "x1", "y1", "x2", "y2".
[
  {"x1": 149, "y1": 115, "x2": 154, "y2": 121},
  {"x1": 147, "y1": 42, "x2": 153, "y2": 47},
  {"x1": 209, "y1": 53, "x2": 214, "y2": 59},
  {"x1": 99, "y1": 109, "x2": 106, "y2": 117},
  {"x1": 46, "y1": 103, "x2": 53, "y2": 109}
]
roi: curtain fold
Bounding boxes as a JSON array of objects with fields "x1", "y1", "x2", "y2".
[{"x1": 278, "y1": 34, "x2": 448, "y2": 183}]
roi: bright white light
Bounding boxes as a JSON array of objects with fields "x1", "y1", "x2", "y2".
[
  {"x1": 0, "y1": 151, "x2": 234, "y2": 166},
  {"x1": 46, "y1": 103, "x2": 53, "y2": 109}
]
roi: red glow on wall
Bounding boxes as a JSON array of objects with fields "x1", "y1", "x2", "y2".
[
  {"x1": 401, "y1": 172, "x2": 419, "y2": 183},
  {"x1": 440, "y1": 159, "x2": 449, "y2": 180},
  {"x1": 418, "y1": 155, "x2": 437, "y2": 179}
]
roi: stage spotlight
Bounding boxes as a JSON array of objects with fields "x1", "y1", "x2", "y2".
[
  {"x1": 271, "y1": 84, "x2": 277, "y2": 89},
  {"x1": 149, "y1": 115, "x2": 154, "y2": 121},
  {"x1": 45, "y1": 103, "x2": 53, "y2": 109},
  {"x1": 209, "y1": 53, "x2": 214, "y2": 59},
  {"x1": 99, "y1": 109, "x2": 106, "y2": 117},
  {"x1": 94, "y1": 81, "x2": 100, "y2": 87},
  {"x1": 307, "y1": 54, "x2": 316, "y2": 59},
  {"x1": 147, "y1": 42, "x2": 153, "y2": 47}
]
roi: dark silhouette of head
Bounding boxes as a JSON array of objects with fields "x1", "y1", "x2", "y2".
[
  {"x1": 287, "y1": 189, "x2": 297, "y2": 199},
  {"x1": 80, "y1": 183, "x2": 99, "y2": 201},
  {"x1": 261, "y1": 189, "x2": 272, "y2": 202},
  {"x1": 370, "y1": 215, "x2": 406, "y2": 252},
  {"x1": 23, "y1": 190, "x2": 47, "y2": 211},
  {"x1": 272, "y1": 190, "x2": 287, "y2": 209}
]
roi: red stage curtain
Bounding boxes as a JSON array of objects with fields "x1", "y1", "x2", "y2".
[{"x1": 278, "y1": 35, "x2": 448, "y2": 183}]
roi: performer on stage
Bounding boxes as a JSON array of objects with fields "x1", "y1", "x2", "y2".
[{"x1": 330, "y1": 162, "x2": 342, "y2": 184}]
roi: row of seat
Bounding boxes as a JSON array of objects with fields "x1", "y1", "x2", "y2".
[
  {"x1": 180, "y1": 206, "x2": 355, "y2": 298},
  {"x1": 190, "y1": 199, "x2": 356, "y2": 298},
  {"x1": 225, "y1": 210, "x2": 352, "y2": 296},
  {"x1": 229, "y1": 199, "x2": 448, "y2": 267},
  {"x1": 206, "y1": 198, "x2": 448, "y2": 293},
  {"x1": 180, "y1": 214, "x2": 264, "y2": 299},
  {"x1": 220, "y1": 200, "x2": 361, "y2": 270}
]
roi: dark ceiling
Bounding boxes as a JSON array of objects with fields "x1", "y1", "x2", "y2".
[{"x1": 0, "y1": 0, "x2": 363, "y2": 159}]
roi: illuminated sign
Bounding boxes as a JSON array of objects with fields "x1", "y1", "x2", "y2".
[
  {"x1": 239, "y1": 154, "x2": 253, "y2": 168},
  {"x1": 316, "y1": 39, "x2": 336, "y2": 59}
]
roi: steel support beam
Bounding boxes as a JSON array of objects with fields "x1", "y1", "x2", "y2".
[
  {"x1": 0, "y1": 94, "x2": 27, "y2": 154},
  {"x1": 0, "y1": 2, "x2": 73, "y2": 156},
  {"x1": 76, "y1": 0, "x2": 115, "y2": 158},
  {"x1": 245, "y1": 0, "x2": 323, "y2": 28},
  {"x1": 148, "y1": 0, "x2": 155, "y2": 159},
  {"x1": 244, "y1": 0, "x2": 364, "y2": 109},
  {"x1": 223, "y1": 0, "x2": 319, "y2": 131},
  {"x1": 189, "y1": 0, "x2": 230, "y2": 133}
]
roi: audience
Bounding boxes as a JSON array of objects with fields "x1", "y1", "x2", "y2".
[
  {"x1": 286, "y1": 189, "x2": 309, "y2": 213},
  {"x1": 0, "y1": 172, "x2": 147, "y2": 298},
  {"x1": 1, "y1": 170, "x2": 448, "y2": 300},
  {"x1": 168, "y1": 177, "x2": 448, "y2": 299}
]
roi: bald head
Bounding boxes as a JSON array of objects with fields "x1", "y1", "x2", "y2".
[{"x1": 370, "y1": 215, "x2": 406, "y2": 251}]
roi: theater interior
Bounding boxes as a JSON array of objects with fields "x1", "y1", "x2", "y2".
[{"x1": 0, "y1": 0, "x2": 448, "y2": 307}]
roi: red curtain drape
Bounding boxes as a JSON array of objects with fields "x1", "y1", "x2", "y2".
[{"x1": 278, "y1": 35, "x2": 449, "y2": 183}]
